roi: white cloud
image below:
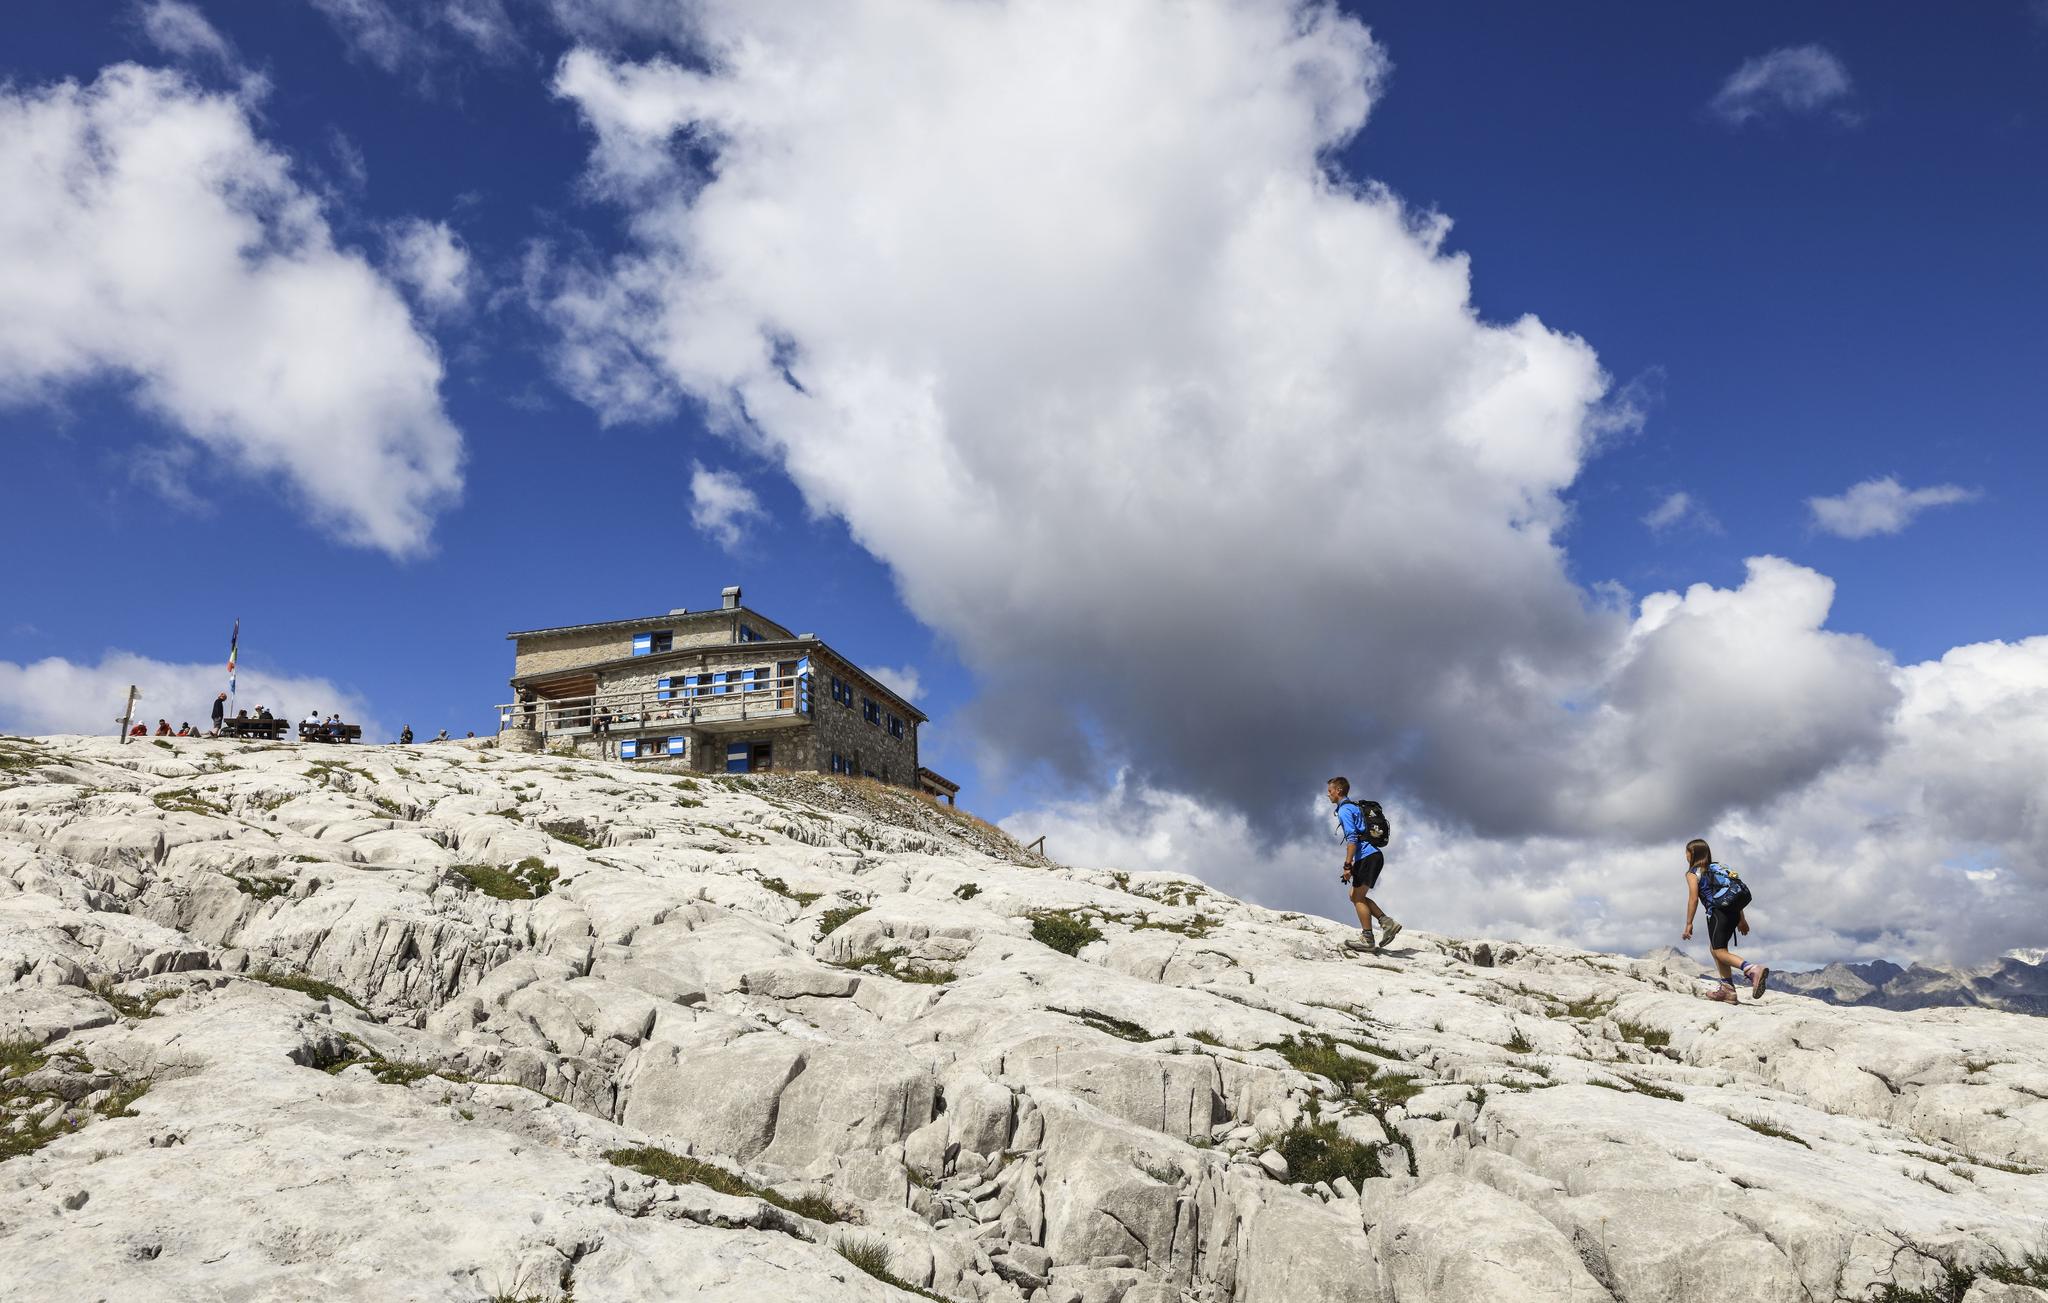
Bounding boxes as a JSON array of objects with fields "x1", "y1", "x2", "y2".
[
  {"x1": 1013, "y1": 633, "x2": 2048, "y2": 968},
  {"x1": 688, "y1": 464, "x2": 766, "y2": 550},
  {"x1": 1808, "y1": 476, "x2": 1978, "y2": 539},
  {"x1": 0, "y1": 650, "x2": 380, "y2": 740},
  {"x1": 1710, "y1": 45, "x2": 1855, "y2": 126},
  {"x1": 539, "y1": 2, "x2": 2042, "y2": 964},
  {"x1": 0, "y1": 64, "x2": 464, "y2": 556},
  {"x1": 138, "y1": 0, "x2": 237, "y2": 69},
  {"x1": 386, "y1": 218, "x2": 473, "y2": 313},
  {"x1": 1641, "y1": 490, "x2": 1718, "y2": 534},
  {"x1": 871, "y1": 665, "x2": 924, "y2": 702},
  {"x1": 308, "y1": 0, "x2": 521, "y2": 77}
]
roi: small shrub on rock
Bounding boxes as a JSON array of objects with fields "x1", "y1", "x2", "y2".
[
  {"x1": 1029, "y1": 910, "x2": 1103, "y2": 956},
  {"x1": 1273, "y1": 1117, "x2": 1382, "y2": 1188},
  {"x1": 448, "y1": 858, "x2": 557, "y2": 901}
]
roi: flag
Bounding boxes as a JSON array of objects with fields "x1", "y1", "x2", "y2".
[{"x1": 226, "y1": 619, "x2": 239, "y2": 698}]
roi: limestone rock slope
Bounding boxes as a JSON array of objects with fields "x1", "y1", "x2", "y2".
[{"x1": 2, "y1": 734, "x2": 2045, "y2": 1303}]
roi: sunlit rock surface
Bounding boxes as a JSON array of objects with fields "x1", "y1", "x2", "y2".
[{"x1": 2, "y1": 734, "x2": 2044, "y2": 1302}]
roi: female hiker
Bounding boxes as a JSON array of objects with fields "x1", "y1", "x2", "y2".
[{"x1": 1681, "y1": 838, "x2": 1768, "y2": 1003}]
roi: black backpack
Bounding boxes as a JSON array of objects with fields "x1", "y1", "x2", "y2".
[{"x1": 1343, "y1": 799, "x2": 1391, "y2": 849}]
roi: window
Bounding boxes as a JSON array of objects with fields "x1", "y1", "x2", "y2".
[
  {"x1": 830, "y1": 752, "x2": 845, "y2": 774},
  {"x1": 887, "y1": 713, "x2": 905, "y2": 739},
  {"x1": 739, "y1": 624, "x2": 764, "y2": 643},
  {"x1": 751, "y1": 741, "x2": 773, "y2": 772},
  {"x1": 631, "y1": 630, "x2": 673, "y2": 656},
  {"x1": 830, "y1": 675, "x2": 854, "y2": 707},
  {"x1": 862, "y1": 697, "x2": 881, "y2": 725}
]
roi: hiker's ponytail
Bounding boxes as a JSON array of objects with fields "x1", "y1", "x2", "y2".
[{"x1": 1685, "y1": 838, "x2": 1712, "y2": 869}]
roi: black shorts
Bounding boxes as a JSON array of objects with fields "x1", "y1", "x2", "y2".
[
  {"x1": 1348, "y1": 849, "x2": 1384, "y2": 892},
  {"x1": 1706, "y1": 884, "x2": 1752, "y2": 949}
]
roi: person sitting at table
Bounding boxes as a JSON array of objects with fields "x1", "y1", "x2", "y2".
[
  {"x1": 254, "y1": 705, "x2": 273, "y2": 721},
  {"x1": 177, "y1": 722, "x2": 194, "y2": 737},
  {"x1": 130, "y1": 722, "x2": 148, "y2": 736}
]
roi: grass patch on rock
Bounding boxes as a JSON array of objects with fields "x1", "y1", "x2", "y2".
[
  {"x1": 1616, "y1": 1020, "x2": 1671, "y2": 1051},
  {"x1": 605, "y1": 1145, "x2": 847, "y2": 1224},
  {"x1": 541, "y1": 821, "x2": 597, "y2": 849},
  {"x1": 248, "y1": 969, "x2": 365, "y2": 1011},
  {"x1": 817, "y1": 904, "x2": 870, "y2": 937},
  {"x1": 92, "y1": 977, "x2": 183, "y2": 1020},
  {"x1": 448, "y1": 858, "x2": 557, "y2": 901},
  {"x1": 760, "y1": 876, "x2": 823, "y2": 907},
  {"x1": 1265, "y1": 1033, "x2": 1412, "y2": 1099},
  {"x1": 232, "y1": 873, "x2": 292, "y2": 901},
  {"x1": 1054, "y1": 1008, "x2": 1158, "y2": 1042},
  {"x1": 834, "y1": 947, "x2": 955, "y2": 985},
  {"x1": 152, "y1": 788, "x2": 227, "y2": 817},
  {"x1": 835, "y1": 1236, "x2": 946, "y2": 1300},
  {"x1": 953, "y1": 882, "x2": 981, "y2": 901},
  {"x1": 1132, "y1": 913, "x2": 1217, "y2": 939},
  {"x1": 1732, "y1": 1114, "x2": 1810, "y2": 1148}
]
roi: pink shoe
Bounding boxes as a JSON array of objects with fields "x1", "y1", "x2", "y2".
[
  {"x1": 1705, "y1": 983, "x2": 1740, "y2": 1005},
  {"x1": 1749, "y1": 965, "x2": 1770, "y2": 1000}
]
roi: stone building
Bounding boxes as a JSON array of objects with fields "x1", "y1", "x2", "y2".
[{"x1": 497, "y1": 586, "x2": 938, "y2": 787}]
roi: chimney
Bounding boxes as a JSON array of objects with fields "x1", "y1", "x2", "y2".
[{"x1": 721, "y1": 586, "x2": 742, "y2": 610}]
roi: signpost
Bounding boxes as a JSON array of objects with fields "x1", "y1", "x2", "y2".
[{"x1": 116, "y1": 685, "x2": 140, "y2": 743}]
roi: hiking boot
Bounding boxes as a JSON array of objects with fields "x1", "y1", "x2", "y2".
[
  {"x1": 1705, "y1": 983, "x2": 1740, "y2": 1005},
  {"x1": 1344, "y1": 932, "x2": 1377, "y2": 954},
  {"x1": 1377, "y1": 919, "x2": 1404, "y2": 948},
  {"x1": 1749, "y1": 965, "x2": 1770, "y2": 1000}
]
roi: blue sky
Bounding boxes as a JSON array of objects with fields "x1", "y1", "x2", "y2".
[{"x1": 3, "y1": 2, "x2": 2044, "y2": 964}]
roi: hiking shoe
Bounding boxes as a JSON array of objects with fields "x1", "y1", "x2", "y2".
[
  {"x1": 1749, "y1": 965, "x2": 1770, "y2": 1000},
  {"x1": 1377, "y1": 919, "x2": 1404, "y2": 948},
  {"x1": 1344, "y1": 933, "x2": 1378, "y2": 954},
  {"x1": 1705, "y1": 983, "x2": 1740, "y2": 1005}
]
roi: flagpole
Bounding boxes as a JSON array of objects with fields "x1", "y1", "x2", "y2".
[{"x1": 227, "y1": 618, "x2": 240, "y2": 719}]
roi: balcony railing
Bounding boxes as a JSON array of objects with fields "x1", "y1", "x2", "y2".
[{"x1": 496, "y1": 671, "x2": 809, "y2": 740}]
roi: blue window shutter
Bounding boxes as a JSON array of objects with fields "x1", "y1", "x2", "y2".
[
  {"x1": 657, "y1": 676, "x2": 671, "y2": 702},
  {"x1": 667, "y1": 737, "x2": 685, "y2": 756},
  {"x1": 726, "y1": 741, "x2": 750, "y2": 773},
  {"x1": 632, "y1": 634, "x2": 652, "y2": 656},
  {"x1": 619, "y1": 739, "x2": 638, "y2": 759}
]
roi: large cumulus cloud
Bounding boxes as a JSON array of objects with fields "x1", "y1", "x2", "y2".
[{"x1": 533, "y1": 0, "x2": 2043, "y2": 962}]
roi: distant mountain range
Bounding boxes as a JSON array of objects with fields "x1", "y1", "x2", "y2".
[{"x1": 1770, "y1": 950, "x2": 2048, "y2": 1016}]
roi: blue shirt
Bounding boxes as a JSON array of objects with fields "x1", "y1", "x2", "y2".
[{"x1": 1335, "y1": 801, "x2": 1373, "y2": 851}]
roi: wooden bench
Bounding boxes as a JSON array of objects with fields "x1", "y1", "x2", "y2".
[
  {"x1": 220, "y1": 717, "x2": 289, "y2": 741},
  {"x1": 298, "y1": 722, "x2": 364, "y2": 744}
]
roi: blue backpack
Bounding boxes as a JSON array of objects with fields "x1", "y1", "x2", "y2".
[{"x1": 1696, "y1": 861, "x2": 1746, "y2": 910}]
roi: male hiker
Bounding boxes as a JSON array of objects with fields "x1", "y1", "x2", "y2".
[
  {"x1": 1328, "y1": 776, "x2": 1401, "y2": 953},
  {"x1": 1680, "y1": 837, "x2": 1768, "y2": 1003}
]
